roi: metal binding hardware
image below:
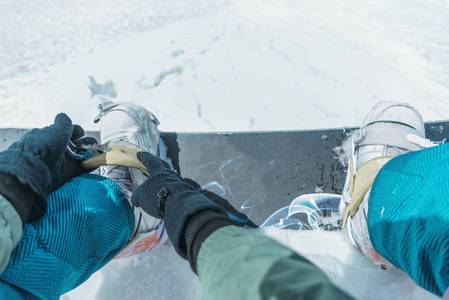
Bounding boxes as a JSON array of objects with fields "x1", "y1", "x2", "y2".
[{"x1": 66, "y1": 141, "x2": 109, "y2": 160}]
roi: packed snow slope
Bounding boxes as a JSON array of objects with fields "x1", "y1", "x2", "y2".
[
  {"x1": 63, "y1": 227, "x2": 439, "y2": 300},
  {"x1": 1, "y1": 0, "x2": 448, "y2": 299},
  {"x1": 1, "y1": 0, "x2": 448, "y2": 132}
]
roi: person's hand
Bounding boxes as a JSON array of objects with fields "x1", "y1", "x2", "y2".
[
  {"x1": 0, "y1": 113, "x2": 97, "y2": 222},
  {"x1": 132, "y1": 152, "x2": 227, "y2": 257},
  {"x1": 131, "y1": 152, "x2": 196, "y2": 218},
  {"x1": 54, "y1": 123, "x2": 98, "y2": 190}
]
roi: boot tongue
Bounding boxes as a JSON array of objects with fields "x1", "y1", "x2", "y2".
[
  {"x1": 93, "y1": 101, "x2": 119, "y2": 124},
  {"x1": 362, "y1": 102, "x2": 425, "y2": 134}
]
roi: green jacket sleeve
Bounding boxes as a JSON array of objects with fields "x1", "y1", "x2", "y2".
[
  {"x1": 0, "y1": 194, "x2": 23, "y2": 274},
  {"x1": 197, "y1": 226, "x2": 354, "y2": 300}
]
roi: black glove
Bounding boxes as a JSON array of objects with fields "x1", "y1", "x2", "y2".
[
  {"x1": 131, "y1": 152, "x2": 229, "y2": 259},
  {"x1": 0, "y1": 113, "x2": 97, "y2": 223}
]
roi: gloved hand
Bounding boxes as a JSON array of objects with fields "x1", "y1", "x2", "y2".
[
  {"x1": 131, "y1": 152, "x2": 228, "y2": 258},
  {"x1": 0, "y1": 113, "x2": 97, "y2": 223}
]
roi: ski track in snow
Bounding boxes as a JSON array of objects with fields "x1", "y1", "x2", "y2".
[{"x1": 1, "y1": 0, "x2": 448, "y2": 299}]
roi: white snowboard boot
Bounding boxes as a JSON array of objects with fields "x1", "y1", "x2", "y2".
[
  {"x1": 95, "y1": 101, "x2": 171, "y2": 259},
  {"x1": 339, "y1": 101, "x2": 433, "y2": 270}
]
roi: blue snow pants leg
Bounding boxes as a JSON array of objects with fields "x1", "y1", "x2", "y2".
[
  {"x1": 0, "y1": 174, "x2": 134, "y2": 300},
  {"x1": 368, "y1": 143, "x2": 449, "y2": 297}
]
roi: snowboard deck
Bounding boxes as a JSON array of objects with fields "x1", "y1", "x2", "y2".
[{"x1": 2, "y1": 121, "x2": 448, "y2": 225}]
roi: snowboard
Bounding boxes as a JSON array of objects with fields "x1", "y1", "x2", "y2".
[{"x1": 1, "y1": 121, "x2": 448, "y2": 225}]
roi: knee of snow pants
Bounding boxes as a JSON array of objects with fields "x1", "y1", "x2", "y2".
[
  {"x1": 0, "y1": 174, "x2": 134, "y2": 300},
  {"x1": 368, "y1": 143, "x2": 449, "y2": 297},
  {"x1": 197, "y1": 226, "x2": 354, "y2": 300}
]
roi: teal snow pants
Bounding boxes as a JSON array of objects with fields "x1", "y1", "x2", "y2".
[
  {"x1": 0, "y1": 174, "x2": 134, "y2": 300},
  {"x1": 369, "y1": 143, "x2": 449, "y2": 297}
]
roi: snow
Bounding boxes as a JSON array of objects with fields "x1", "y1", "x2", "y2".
[
  {"x1": 1, "y1": 0, "x2": 448, "y2": 299},
  {"x1": 2, "y1": 0, "x2": 449, "y2": 132},
  {"x1": 61, "y1": 228, "x2": 439, "y2": 300}
]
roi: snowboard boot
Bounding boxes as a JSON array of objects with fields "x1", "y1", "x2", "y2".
[
  {"x1": 95, "y1": 101, "x2": 171, "y2": 259},
  {"x1": 339, "y1": 101, "x2": 431, "y2": 270}
]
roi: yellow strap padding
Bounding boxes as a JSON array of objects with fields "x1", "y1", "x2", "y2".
[
  {"x1": 81, "y1": 140, "x2": 149, "y2": 176},
  {"x1": 341, "y1": 156, "x2": 394, "y2": 228}
]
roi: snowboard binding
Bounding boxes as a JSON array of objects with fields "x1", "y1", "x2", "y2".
[{"x1": 80, "y1": 140, "x2": 149, "y2": 176}]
